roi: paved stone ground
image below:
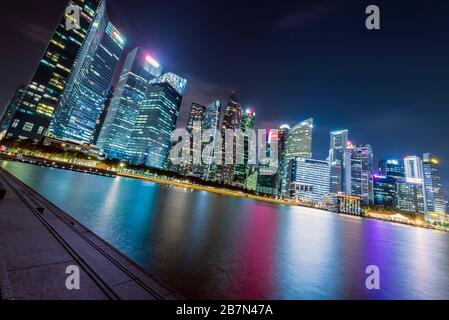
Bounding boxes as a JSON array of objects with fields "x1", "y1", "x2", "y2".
[{"x1": 0, "y1": 167, "x2": 183, "y2": 300}]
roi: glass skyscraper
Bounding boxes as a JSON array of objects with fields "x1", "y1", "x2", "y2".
[
  {"x1": 4, "y1": 0, "x2": 104, "y2": 141},
  {"x1": 97, "y1": 47, "x2": 163, "y2": 160},
  {"x1": 329, "y1": 130, "x2": 350, "y2": 194},
  {"x1": 397, "y1": 179, "x2": 426, "y2": 214},
  {"x1": 202, "y1": 100, "x2": 222, "y2": 181},
  {"x1": 373, "y1": 174, "x2": 397, "y2": 207},
  {"x1": 276, "y1": 124, "x2": 290, "y2": 195},
  {"x1": 220, "y1": 92, "x2": 243, "y2": 185},
  {"x1": 423, "y1": 153, "x2": 446, "y2": 214},
  {"x1": 350, "y1": 144, "x2": 374, "y2": 204},
  {"x1": 281, "y1": 118, "x2": 314, "y2": 195},
  {"x1": 127, "y1": 73, "x2": 186, "y2": 169},
  {"x1": 0, "y1": 85, "x2": 26, "y2": 135},
  {"x1": 397, "y1": 155, "x2": 427, "y2": 214},
  {"x1": 50, "y1": 9, "x2": 126, "y2": 144},
  {"x1": 379, "y1": 159, "x2": 405, "y2": 179},
  {"x1": 233, "y1": 109, "x2": 256, "y2": 186},
  {"x1": 180, "y1": 103, "x2": 207, "y2": 176},
  {"x1": 290, "y1": 158, "x2": 331, "y2": 203},
  {"x1": 183, "y1": 100, "x2": 222, "y2": 179}
]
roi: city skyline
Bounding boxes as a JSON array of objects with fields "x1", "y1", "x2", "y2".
[{"x1": 0, "y1": 0, "x2": 449, "y2": 190}]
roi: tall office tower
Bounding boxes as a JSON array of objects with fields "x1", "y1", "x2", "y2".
[
  {"x1": 0, "y1": 85, "x2": 26, "y2": 135},
  {"x1": 423, "y1": 153, "x2": 446, "y2": 214},
  {"x1": 50, "y1": 14, "x2": 126, "y2": 144},
  {"x1": 379, "y1": 159, "x2": 405, "y2": 179},
  {"x1": 372, "y1": 174, "x2": 397, "y2": 207},
  {"x1": 350, "y1": 144, "x2": 374, "y2": 204},
  {"x1": 289, "y1": 158, "x2": 331, "y2": 203},
  {"x1": 404, "y1": 155, "x2": 424, "y2": 181},
  {"x1": 257, "y1": 129, "x2": 278, "y2": 195},
  {"x1": 93, "y1": 87, "x2": 114, "y2": 145},
  {"x1": 233, "y1": 109, "x2": 256, "y2": 186},
  {"x1": 4, "y1": 0, "x2": 104, "y2": 141},
  {"x1": 396, "y1": 180, "x2": 426, "y2": 214},
  {"x1": 281, "y1": 118, "x2": 314, "y2": 195},
  {"x1": 187, "y1": 103, "x2": 206, "y2": 132},
  {"x1": 127, "y1": 73, "x2": 187, "y2": 169},
  {"x1": 181, "y1": 103, "x2": 206, "y2": 176},
  {"x1": 329, "y1": 130, "x2": 350, "y2": 194},
  {"x1": 202, "y1": 100, "x2": 222, "y2": 181},
  {"x1": 97, "y1": 48, "x2": 163, "y2": 160},
  {"x1": 220, "y1": 92, "x2": 243, "y2": 185},
  {"x1": 276, "y1": 124, "x2": 290, "y2": 195},
  {"x1": 397, "y1": 155, "x2": 427, "y2": 214}
]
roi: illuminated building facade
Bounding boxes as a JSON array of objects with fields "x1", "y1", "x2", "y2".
[
  {"x1": 127, "y1": 73, "x2": 186, "y2": 169},
  {"x1": 0, "y1": 85, "x2": 26, "y2": 135},
  {"x1": 423, "y1": 153, "x2": 446, "y2": 214},
  {"x1": 97, "y1": 48, "x2": 163, "y2": 160},
  {"x1": 220, "y1": 92, "x2": 243, "y2": 185},
  {"x1": 4, "y1": 0, "x2": 104, "y2": 141},
  {"x1": 181, "y1": 103, "x2": 206, "y2": 176},
  {"x1": 202, "y1": 100, "x2": 222, "y2": 181},
  {"x1": 233, "y1": 109, "x2": 255, "y2": 186},
  {"x1": 324, "y1": 194, "x2": 362, "y2": 216},
  {"x1": 396, "y1": 155, "x2": 427, "y2": 214},
  {"x1": 329, "y1": 130, "x2": 350, "y2": 194},
  {"x1": 93, "y1": 87, "x2": 114, "y2": 145},
  {"x1": 290, "y1": 158, "x2": 331, "y2": 203},
  {"x1": 379, "y1": 159, "x2": 405, "y2": 179},
  {"x1": 50, "y1": 15, "x2": 125, "y2": 144},
  {"x1": 350, "y1": 144, "x2": 374, "y2": 204},
  {"x1": 276, "y1": 124, "x2": 290, "y2": 195},
  {"x1": 396, "y1": 179, "x2": 426, "y2": 214},
  {"x1": 281, "y1": 119, "x2": 314, "y2": 195},
  {"x1": 373, "y1": 174, "x2": 397, "y2": 207}
]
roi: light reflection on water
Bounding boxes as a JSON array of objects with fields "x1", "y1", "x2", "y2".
[{"x1": 2, "y1": 161, "x2": 449, "y2": 299}]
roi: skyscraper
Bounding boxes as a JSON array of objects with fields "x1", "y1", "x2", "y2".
[
  {"x1": 404, "y1": 155, "x2": 425, "y2": 182},
  {"x1": 276, "y1": 124, "x2": 290, "y2": 195},
  {"x1": 93, "y1": 87, "x2": 114, "y2": 145},
  {"x1": 50, "y1": 14, "x2": 126, "y2": 144},
  {"x1": 281, "y1": 118, "x2": 314, "y2": 195},
  {"x1": 257, "y1": 129, "x2": 278, "y2": 195},
  {"x1": 220, "y1": 92, "x2": 243, "y2": 185},
  {"x1": 127, "y1": 73, "x2": 187, "y2": 169},
  {"x1": 379, "y1": 159, "x2": 405, "y2": 179},
  {"x1": 423, "y1": 153, "x2": 446, "y2": 214},
  {"x1": 397, "y1": 155, "x2": 427, "y2": 214},
  {"x1": 187, "y1": 103, "x2": 206, "y2": 133},
  {"x1": 372, "y1": 174, "x2": 397, "y2": 207},
  {"x1": 4, "y1": 0, "x2": 104, "y2": 141},
  {"x1": 202, "y1": 100, "x2": 222, "y2": 181},
  {"x1": 396, "y1": 180, "x2": 426, "y2": 214},
  {"x1": 289, "y1": 158, "x2": 331, "y2": 203},
  {"x1": 350, "y1": 144, "x2": 374, "y2": 204},
  {"x1": 182, "y1": 103, "x2": 206, "y2": 176},
  {"x1": 97, "y1": 48, "x2": 162, "y2": 160},
  {"x1": 329, "y1": 130, "x2": 349, "y2": 194},
  {"x1": 0, "y1": 85, "x2": 26, "y2": 136},
  {"x1": 233, "y1": 109, "x2": 256, "y2": 186}
]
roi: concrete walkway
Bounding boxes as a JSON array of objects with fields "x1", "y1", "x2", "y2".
[{"x1": 0, "y1": 167, "x2": 183, "y2": 300}]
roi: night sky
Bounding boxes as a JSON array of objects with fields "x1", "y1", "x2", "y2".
[{"x1": 1, "y1": 0, "x2": 449, "y2": 190}]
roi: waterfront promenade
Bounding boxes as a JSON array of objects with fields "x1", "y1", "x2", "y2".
[{"x1": 0, "y1": 167, "x2": 182, "y2": 300}]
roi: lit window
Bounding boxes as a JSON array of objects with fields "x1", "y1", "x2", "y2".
[
  {"x1": 37, "y1": 126, "x2": 44, "y2": 135},
  {"x1": 23, "y1": 122, "x2": 34, "y2": 132},
  {"x1": 11, "y1": 119, "x2": 19, "y2": 128}
]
